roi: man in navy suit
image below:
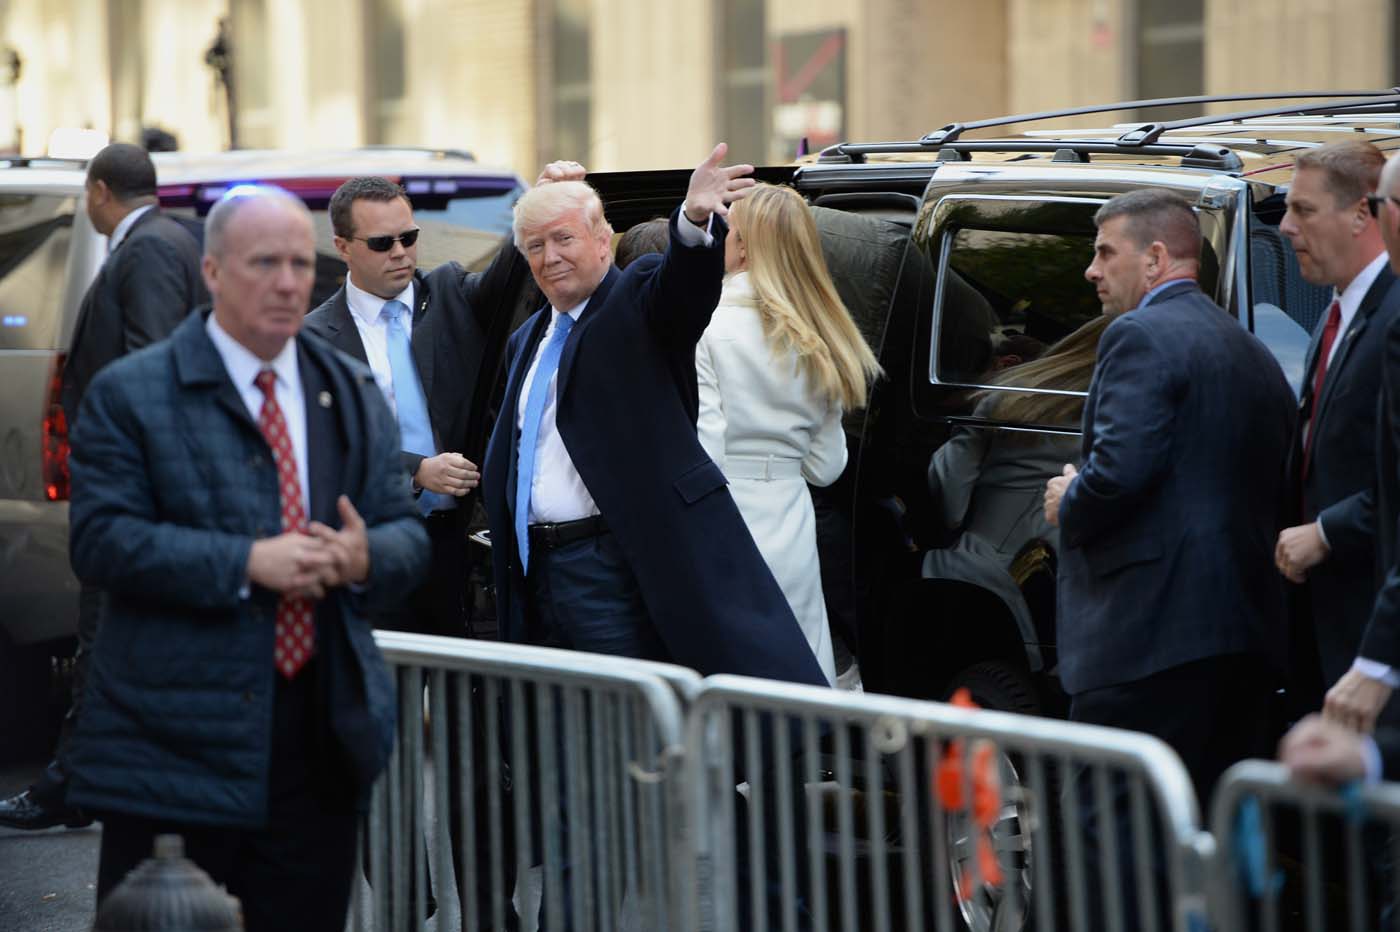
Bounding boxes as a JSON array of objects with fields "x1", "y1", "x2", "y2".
[
  {"x1": 66, "y1": 185, "x2": 428, "y2": 930},
  {"x1": 481, "y1": 145, "x2": 827, "y2": 688},
  {"x1": 1271, "y1": 141, "x2": 1400, "y2": 717},
  {"x1": 1044, "y1": 188, "x2": 1295, "y2": 804}
]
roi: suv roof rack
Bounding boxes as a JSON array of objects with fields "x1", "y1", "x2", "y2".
[
  {"x1": 918, "y1": 89, "x2": 1400, "y2": 146},
  {"x1": 819, "y1": 137, "x2": 1245, "y2": 171},
  {"x1": 818, "y1": 89, "x2": 1400, "y2": 169},
  {"x1": 1113, "y1": 92, "x2": 1400, "y2": 146}
]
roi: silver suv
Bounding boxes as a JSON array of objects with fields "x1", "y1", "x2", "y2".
[{"x1": 0, "y1": 147, "x2": 524, "y2": 760}]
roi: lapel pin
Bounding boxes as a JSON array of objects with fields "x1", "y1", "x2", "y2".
[{"x1": 318, "y1": 391, "x2": 333, "y2": 408}]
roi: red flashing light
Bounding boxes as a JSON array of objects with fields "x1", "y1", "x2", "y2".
[{"x1": 43, "y1": 354, "x2": 69, "y2": 501}]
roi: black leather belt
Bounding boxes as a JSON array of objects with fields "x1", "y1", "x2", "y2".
[{"x1": 528, "y1": 515, "x2": 607, "y2": 552}]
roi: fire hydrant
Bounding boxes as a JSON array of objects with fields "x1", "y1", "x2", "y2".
[{"x1": 92, "y1": 834, "x2": 242, "y2": 931}]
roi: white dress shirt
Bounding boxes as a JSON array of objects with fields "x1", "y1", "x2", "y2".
[
  {"x1": 344, "y1": 275, "x2": 416, "y2": 416},
  {"x1": 206, "y1": 314, "x2": 310, "y2": 520},
  {"x1": 107, "y1": 204, "x2": 155, "y2": 254},
  {"x1": 1324, "y1": 251, "x2": 1387, "y2": 372},
  {"x1": 514, "y1": 208, "x2": 714, "y2": 524}
]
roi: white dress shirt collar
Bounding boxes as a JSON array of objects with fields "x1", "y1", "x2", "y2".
[
  {"x1": 108, "y1": 204, "x2": 155, "y2": 253},
  {"x1": 1334, "y1": 250, "x2": 1389, "y2": 329},
  {"x1": 205, "y1": 313, "x2": 299, "y2": 394},
  {"x1": 345, "y1": 275, "x2": 415, "y2": 330}
]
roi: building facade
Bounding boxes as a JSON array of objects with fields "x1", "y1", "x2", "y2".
[{"x1": 0, "y1": 0, "x2": 1393, "y2": 176}]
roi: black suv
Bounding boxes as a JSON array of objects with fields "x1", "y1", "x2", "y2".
[{"x1": 586, "y1": 90, "x2": 1400, "y2": 720}]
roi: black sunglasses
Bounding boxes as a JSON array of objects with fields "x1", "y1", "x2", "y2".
[
  {"x1": 352, "y1": 228, "x2": 420, "y2": 252},
  {"x1": 1367, "y1": 195, "x2": 1400, "y2": 218}
]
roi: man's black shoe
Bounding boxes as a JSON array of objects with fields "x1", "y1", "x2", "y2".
[{"x1": 0, "y1": 789, "x2": 92, "y2": 830}]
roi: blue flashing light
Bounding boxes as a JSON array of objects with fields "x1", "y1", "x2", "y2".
[{"x1": 2, "y1": 314, "x2": 27, "y2": 327}]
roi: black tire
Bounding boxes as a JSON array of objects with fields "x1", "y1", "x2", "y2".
[{"x1": 944, "y1": 660, "x2": 1041, "y2": 716}]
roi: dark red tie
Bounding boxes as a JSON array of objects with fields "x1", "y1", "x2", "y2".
[
  {"x1": 1303, "y1": 299, "x2": 1342, "y2": 477},
  {"x1": 254, "y1": 370, "x2": 315, "y2": 678}
]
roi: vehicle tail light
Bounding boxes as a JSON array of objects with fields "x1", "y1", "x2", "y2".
[{"x1": 43, "y1": 354, "x2": 69, "y2": 501}]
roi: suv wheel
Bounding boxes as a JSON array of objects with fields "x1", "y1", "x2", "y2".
[{"x1": 944, "y1": 660, "x2": 1041, "y2": 715}]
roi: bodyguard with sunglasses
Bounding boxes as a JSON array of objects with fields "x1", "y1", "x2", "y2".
[
  {"x1": 304, "y1": 177, "x2": 532, "y2": 928},
  {"x1": 1273, "y1": 140, "x2": 1400, "y2": 728},
  {"x1": 306, "y1": 176, "x2": 530, "y2": 640}
]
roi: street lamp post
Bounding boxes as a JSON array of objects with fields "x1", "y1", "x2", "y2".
[{"x1": 204, "y1": 17, "x2": 237, "y2": 150}]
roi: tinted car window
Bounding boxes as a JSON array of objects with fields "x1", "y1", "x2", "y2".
[
  {"x1": 1249, "y1": 220, "x2": 1327, "y2": 398},
  {"x1": 0, "y1": 193, "x2": 76, "y2": 350},
  {"x1": 934, "y1": 228, "x2": 1100, "y2": 386}
]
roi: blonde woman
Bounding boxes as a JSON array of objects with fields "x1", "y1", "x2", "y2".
[{"x1": 695, "y1": 183, "x2": 881, "y2": 684}]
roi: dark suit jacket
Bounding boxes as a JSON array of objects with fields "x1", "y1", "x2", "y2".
[
  {"x1": 1285, "y1": 264, "x2": 1400, "y2": 686},
  {"x1": 482, "y1": 211, "x2": 827, "y2": 686},
  {"x1": 302, "y1": 239, "x2": 531, "y2": 484},
  {"x1": 64, "y1": 311, "x2": 429, "y2": 827},
  {"x1": 1359, "y1": 305, "x2": 1400, "y2": 669},
  {"x1": 1057, "y1": 281, "x2": 1296, "y2": 695},
  {"x1": 60, "y1": 207, "x2": 208, "y2": 424}
]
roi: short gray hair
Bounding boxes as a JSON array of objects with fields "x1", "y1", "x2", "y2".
[
  {"x1": 1094, "y1": 189, "x2": 1201, "y2": 261},
  {"x1": 204, "y1": 184, "x2": 312, "y2": 259},
  {"x1": 512, "y1": 180, "x2": 612, "y2": 249}
]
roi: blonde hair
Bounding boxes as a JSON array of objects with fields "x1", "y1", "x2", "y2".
[
  {"x1": 983, "y1": 314, "x2": 1110, "y2": 427},
  {"x1": 512, "y1": 180, "x2": 613, "y2": 249},
  {"x1": 730, "y1": 184, "x2": 882, "y2": 410}
]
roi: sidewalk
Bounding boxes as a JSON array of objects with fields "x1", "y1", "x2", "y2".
[{"x1": 0, "y1": 760, "x2": 99, "y2": 932}]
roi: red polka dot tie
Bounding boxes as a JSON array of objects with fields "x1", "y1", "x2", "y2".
[{"x1": 254, "y1": 370, "x2": 315, "y2": 678}]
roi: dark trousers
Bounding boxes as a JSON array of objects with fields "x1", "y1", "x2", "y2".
[
  {"x1": 377, "y1": 512, "x2": 468, "y2": 636},
  {"x1": 1070, "y1": 652, "x2": 1274, "y2": 808},
  {"x1": 1068, "y1": 653, "x2": 1274, "y2": 929},
  {"x1": 31, "y1": 582, "x2": 105, "y2": 809},
  {"x1": 96, "y1": 661, "x2": 359, "y2": 932},
  {"x1": 527, "y1": 530, "x2": 667, "y2": 661}
]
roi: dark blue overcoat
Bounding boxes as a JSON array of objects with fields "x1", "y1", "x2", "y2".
[{"x1": 65, "y1": 311, "x2": 429, "y2": 826}]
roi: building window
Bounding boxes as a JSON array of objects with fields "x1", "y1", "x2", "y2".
[
  {"x1": 1135, "y1": 0, "x2": 1203, "y2": 122},
  {"x1": 366, "y1": 0, "x2": 407, "y2": 143},
  {"x1": 551, "y1": 0, "x2": 591, "y2": 164},
  {"x1": 718, "y1": 0, "x2": 768, "y2": 166}
]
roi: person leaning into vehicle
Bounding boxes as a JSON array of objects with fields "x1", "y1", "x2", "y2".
[
  {"x1": 1043, "y1": 188, "x2": 1296, "y2": 807},
  {"x1": 694, "y1": 182, "x2": 881, "y2": 685},
  {"x1": 0, "y1": 142, "x2": 208, "y2": 834}
]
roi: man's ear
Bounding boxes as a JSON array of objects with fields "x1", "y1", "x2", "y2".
[{"x1": 332, "y1": 235, "x2": 353, "y2": 264}]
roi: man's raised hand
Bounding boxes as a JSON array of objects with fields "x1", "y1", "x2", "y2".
[{"x1": 684, "y1": 143, "x2": 755, "y2": 225}]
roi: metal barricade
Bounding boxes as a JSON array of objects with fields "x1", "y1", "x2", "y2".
[
  {"x1": 1209, "y1": 759, "x2": 1400, "y2": 932},
  {"x1": 354, "y1": 631, "x2": 701, "y2": 932},
  {"x1": 683, "y1": 675, "x2": 1214, "y2": 932}
]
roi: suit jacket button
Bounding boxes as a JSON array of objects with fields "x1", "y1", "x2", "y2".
[
  {"x1": 242, "y1": 690, "x2": 253, "y2": 703},
  {"x1": 250, "y1": 454, "x2": 264, "y2": 468}
]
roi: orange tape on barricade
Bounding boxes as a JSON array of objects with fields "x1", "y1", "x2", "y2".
[{"x1": 936, "y1": 688, "x2": 1006, "y2": 901}]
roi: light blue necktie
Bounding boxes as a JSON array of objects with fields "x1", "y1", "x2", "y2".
[
  {"x1": 515, "y1": 313, "x2": 576, "y2": 572},
  {"x1": 382, "y1": 300, "x2": 451, "y2": 516}
]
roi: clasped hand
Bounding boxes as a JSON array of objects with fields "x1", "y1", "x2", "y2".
[
  {"x1": 415, "y1": 452, "x2": 479, "y2": 496},
  {"x1": 247, "y1": 496, "x2": 371, "y2": 600}
]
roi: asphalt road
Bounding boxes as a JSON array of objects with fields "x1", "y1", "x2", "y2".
[{"x1": 0, "y1": 760, "x2": 99, "y2": 932}]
